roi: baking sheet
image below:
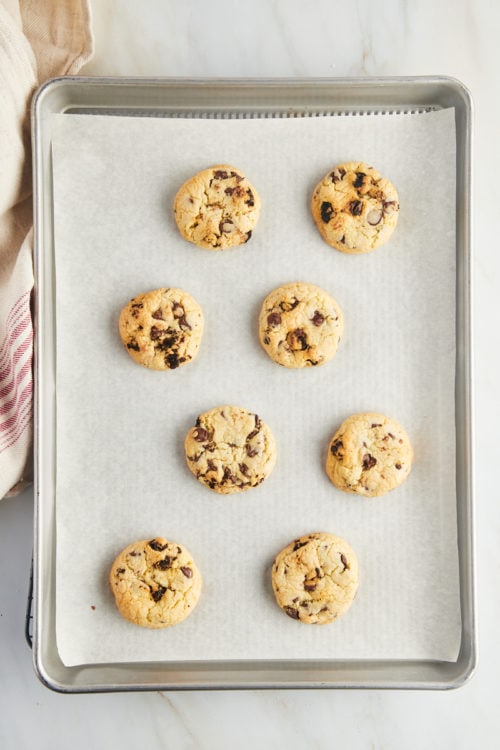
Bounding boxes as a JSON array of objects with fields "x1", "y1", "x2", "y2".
[{"x1": 51, "y1": 108, "x2": 461, "y2": 667}]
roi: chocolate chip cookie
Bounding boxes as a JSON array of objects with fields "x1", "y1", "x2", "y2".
[
  {"x1": 109, "y1": 537, "x2": 202, "y2": 628},
  {"x1": 119, "y1": 287, "x2": 204, "y2": 370},
  {"x1": 173, "y1": 165, "x2": 260, "y2": 250},
  {"x1": 258, "y1": 282, "x2": 344, "y2": 368},
  {"x1": 311, "y1": 162, "x2": 399, "y2": 253},
  {"x1": 271, "y1": 532, "x2": 359, "y2": 624},
  {"x1": 326, "y1": 412, "x2": 413, "y2": 497},
  {"x1": 184, "y1": 405, "x2": 276, "y2": 494}
]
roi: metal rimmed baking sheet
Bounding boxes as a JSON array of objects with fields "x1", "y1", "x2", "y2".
[{"x1": 32, "y1": 76, "x2": 475, "y2": 692}]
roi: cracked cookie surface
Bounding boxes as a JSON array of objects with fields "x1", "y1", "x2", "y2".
[
  {"x1": 326, "y1": 412, "x2": 413, "y2": 497},
  {"x1": 311, "y1": 161, "x2": 399, "y2": 254},
  {"x1": 258, "y1": 282, "x2": 344, "y2": 368},
  {"x1": 184, "y1": 405, "x2": 276, "y2": 494},
  {"x1": 109, "y1": 537, "x2": 202, "y2": 628},
  {"x1": 119, "y1": 287, "x2": 204, "y2": 370},
  {"x1": 271, "y1": 532, "x2": 359, "y2": 624},
  {"x1": 173, "y1": 164, "x2": 261, "y2": 250}
]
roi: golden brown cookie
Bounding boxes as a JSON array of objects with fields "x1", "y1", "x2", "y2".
[
  {"x1": 326, "y1": 412, "x2": 413, "y2": 497},
  {"x1": 109, "y1": 537, "x2": 202, "y2": 628},
  {"x1": 184, "y1": 405, "x2": 276, "y2": 494},
  {"x1": 119, "y1": 287, "x2": 204, "y2": 370},
  {"x1": 271, "y1": 532, "x2": 359, "y2": 624},
  {"x1": 311, "y1": 162, "x2": 399, "y2": 253},
  {"x1": 258, "y1": 282, "x2": 344, "y2": 368},
  {"x1": 173, "y1": 165, "x2": 261, "y2": 250}
]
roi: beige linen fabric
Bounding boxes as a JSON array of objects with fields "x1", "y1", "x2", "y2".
[{"x1": 0, "y1": 0, "x2": 93, "y2": 498}]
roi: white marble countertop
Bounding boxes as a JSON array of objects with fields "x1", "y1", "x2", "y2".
[{"x1": 1, "y1": 0, "x2": 498, "y2": 747}]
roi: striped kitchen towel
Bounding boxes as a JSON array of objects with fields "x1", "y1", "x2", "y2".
[{"x1": 0, "y1": 0, "x2": 93, "y2": 498}]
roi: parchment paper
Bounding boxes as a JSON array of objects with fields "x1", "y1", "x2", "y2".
[{"x1": 51, "y1": 108, "x2": 461, "y2": 666}]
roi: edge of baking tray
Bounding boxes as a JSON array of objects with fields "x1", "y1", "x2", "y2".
[{"x1": 32, "y1": 75, "x2": 476, "y2": 693}]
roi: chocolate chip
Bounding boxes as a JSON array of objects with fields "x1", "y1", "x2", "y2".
[
  {"x1": 383, "y1": 200, "x2": 398, "y2": 213},
  {"x1": 395, "y1": 463, "x2": 402, "y2": 470},
  {"x1": 246, "y1": 429, "x2": 259, "y2": 441},
  {"x1": 320, "y1": 201, "x2": 334, "y2": 223},
  {"x1": 246, "y1": 444, "x2": 258, "y2": 458},
  {"x1": 207, "y1": 459, "x2": 217, "y2": 472},
  {"x1": 116, "y1": 568, "x2": 126, "y2": 574},
  {"x1": 388, "y1": 432, "x2": 396, "y2": 439},
  {"x1": 213, "y1": 170, "x2": 229, "y2": 180},
  {"x1": 239, "y1": 463, "x2": 250, "y2": 477},
  {"x1": 223, "y1": 466, "x2": 238, "y2": 484},
  {"x1": 172, "y1": 302, "x2": 184, "y2": 318},
  {"x1": 349, "y1": 200, "x2": 363, "y2": 216},
  {"x1": 311, "y1": 310, "x2": 325, "y2": 326},
  {"x1": 362, "y1": 453, "x2": 377, "y2": 470},
  {"x1": 151, "y1": 586, "x2": 167, "y2": 602},
  {"x1": 126, "y1": 340, "x2": 140, "y2": 352},
  {"x1": 244, "y1": 230, "x2": 253, "y2": 243},
  {"x1": 152, "y1": 308, "x2": 164, "y2": 320},
  {"x1": 245, "y1": 189, "x2": 255, "y2": 206},
  {"x1": 263, "y1": 335, "x2": 270, "y2": 345},
  {"x1": 267, "y1": 312, "x2": 281, "y2": 326},
  {"x1": 172, "y1": 302, "x2": 192, "y2": 331},
  {"x1": 220, "y1": 219, "x2": 235, "y2": 234},
  {"x1": 158, "y1": 335, "x2": 177, "y2": 350},
  {"x1": 180, "y1": 566, "x2": 193, "y2": 578},
  {"x1": 149, "y1": 539, "x2": 168, "y2": 551},
  {"x1": 193, "y1": 427, "x2": 210, "y2": 442},
  {"x1": 150, "y1": 325, "x2": 164, "y2": 340},
  {"x1": 284, "y1": 606, "x2": 300, "y2": 620},
  {"x1": 166, "y1": 353, "x2": 180, "y2": 369},
  {"x1": 371, "y1": 423, "x2": 382, "y2": 428},
  {"x1": 340, "y1": 235, "x2": 346, "y2": 244},
  {"x1": 340, "y1": 553, "x2": 349, "y2": 570},
  {"x1": 293, "y1": 540, "x2": 308, "y2": 551},
  {"x1": 279, "y1": 297, "x2": 299, "y2": 312},
  {"x1": 304, "y1": 582, "x2": 317, "y2": 592},
  {"x1": 367, "y1": 208, "x2": 383, "y2": 226},
  {"x1": 353, "y1": 171, "x2": 366, "y2": 188},
  {"x1": 287, "y1": 328, "x2": 308, "y2": 351},
  {"x1": 330, "y1": 167, "x2": 346, "y2": 183},
  {"x1": 330, "y1": 440, "x2": 343, "y2": 456},
  {"x1": 154, "y1": 558, "x2": 172, "y2": 570}
]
